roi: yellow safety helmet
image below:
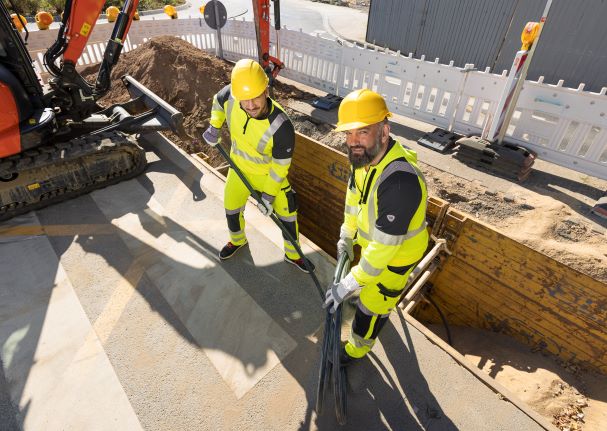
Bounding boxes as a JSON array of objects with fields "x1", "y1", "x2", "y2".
[
  {"x1": 164, "y1": 5, "x2": 177, "y2": 19},
  {"x1": 11, "y1": 14, "x2": 27, "y2": 31},
  {"x1": 35, "y1": 11, "x2": 54, "y2": 30},
  {"x1": 133, "y1": 11, "x2": 140, "y2": 21},
  {"x1": 106, "y1": 6, "x2": 119, "y2": 22},
  {"x1": 231, "y1": 59, "x2": 269, "y2": 100},
  {"x1": 335, "y1": 88, "x2": 392, "y2": 132}
]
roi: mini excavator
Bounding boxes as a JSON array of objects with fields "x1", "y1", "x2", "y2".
[{"x1": 0, "y1": 0, "x2": 185, "y2": 221}]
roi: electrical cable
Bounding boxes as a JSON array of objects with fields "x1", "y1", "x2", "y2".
[
  {"x1": 422, "y1": 292, "x2": 453, "y2": 346},
  {"x1": 316, "y1": 252, "x2": 349, "y2": 424}
]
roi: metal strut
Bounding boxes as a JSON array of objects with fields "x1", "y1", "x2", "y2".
[
  {"x1": 316, "y1": 252, "x2": 349, "y2": 425},
  {"x1": 212, "y1": 143, "x2": 324, "y2": 300}
]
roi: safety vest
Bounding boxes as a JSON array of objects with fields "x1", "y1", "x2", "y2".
[
  {"x1": 210, "y1": 85, "x2": 293, "y2": 198},
  {"x1": 342, "y1": 139, "x2": 429, "y2": 286}
]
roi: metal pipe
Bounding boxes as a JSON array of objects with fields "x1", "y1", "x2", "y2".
[
  {"x1": 402, "y1": 261, "x2": 438, "y2": 308},
  {"x1": 403, "y1": 239, "x2": 446, "y2": 291},
  {"x1": 213, "y1": 0, "x2": 224, "y2": 58}
]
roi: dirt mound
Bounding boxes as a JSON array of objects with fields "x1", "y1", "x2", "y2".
[{"x1": 81, "y1": 35, "x2": 315, "y2": 159}]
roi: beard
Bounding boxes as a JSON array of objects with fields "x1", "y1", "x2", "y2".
[{"x1": 348, "y1": 132, "x2": 382, "y2": 169}]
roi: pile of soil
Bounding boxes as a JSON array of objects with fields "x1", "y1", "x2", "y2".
[
  {"x1": 80, "y1": 36, "x2": 606, "y2": 429},
  {"x1": 81, "y1": 35, "x2": 316, "y2": 164}
]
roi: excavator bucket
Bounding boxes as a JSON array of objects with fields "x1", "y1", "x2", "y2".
[{"x1": 121, "y1": 75, "x2": 188, "y2": 138}]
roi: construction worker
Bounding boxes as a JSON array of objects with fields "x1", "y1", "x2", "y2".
[
  {"x1": 324, "y1": 89, "x2": 429, "y2": 364},
  {"x1": 203, "y1": 59, "x2": 314, "y2": 273}
]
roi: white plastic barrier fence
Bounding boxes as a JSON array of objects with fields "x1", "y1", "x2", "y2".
[{"x1": 24, "y1": 17, "x2": 607, "y2": 180}]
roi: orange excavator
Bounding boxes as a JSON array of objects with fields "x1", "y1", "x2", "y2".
[{"x1": 0, "y1": 0, "x2": 185, "y2": 221}]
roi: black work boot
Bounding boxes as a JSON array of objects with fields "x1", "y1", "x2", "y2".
[
  {"x1": 284, "y1": 255, "x2": 316, "y2": 273},
  {"x1": 339, "y1": 347, "x2": 359, "y2": 367},
  {"x1": 219, "y1": 241, "x2": 247, "y2": 260},
  {"x1": 329, "y1": 346, "x2": 359, "y2": 367}
]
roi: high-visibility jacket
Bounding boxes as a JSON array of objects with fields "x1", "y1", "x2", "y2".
[
  {"x1": 341, "y1": 138, "x2": 429, "y2": 287},
  {"x1": 210, "y1": 84, "x2": 294, "y2": 199}
]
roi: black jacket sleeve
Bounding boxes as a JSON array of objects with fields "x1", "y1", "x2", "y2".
[{"x1": 375, "y1": 169, "x2": 423, "y2": 235}]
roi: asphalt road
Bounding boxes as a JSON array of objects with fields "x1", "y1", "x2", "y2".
[{"x1": 19, "y1": 0, "x2": 367, "y2": 42}]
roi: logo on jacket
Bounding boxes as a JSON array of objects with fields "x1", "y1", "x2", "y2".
[{"x1": 387, "y1": 214, "x2": 395, "y2": 222}]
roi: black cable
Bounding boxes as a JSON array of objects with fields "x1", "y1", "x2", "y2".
[
  {"x1": 422, "y1": 293, "x2": 453, "y2": 346},
  {"x1": 333, "y1": 304, "x2": 347, "y2": 425},
  {"x1": 315, "y1": 309, "x2": 332, "y2": 415}
]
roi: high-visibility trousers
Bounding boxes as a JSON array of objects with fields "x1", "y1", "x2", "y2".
[
  {"x1": 224, "y1": 168, "x2": 301, "y2": 259},
  {"x1": 345, "y1": 261, "x2": 417, "y2": 359}
]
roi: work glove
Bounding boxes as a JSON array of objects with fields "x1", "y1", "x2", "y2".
[
  {"x1": 202, "y1": 126, "x2": 220, "y2": 147},
  {"x1": 257, "y1": 193, "x2": 274, "y2": 217},
  {"x1": 337, "y1": 236, "x2": 354, "y2": 261},
  {"x1": 323, "y1": 273, "x2": 362, "y2": 314}
]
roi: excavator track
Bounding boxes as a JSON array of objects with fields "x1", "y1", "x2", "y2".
[{"x1": 0, "y1": 131, "x2": 147, "y2": 221}]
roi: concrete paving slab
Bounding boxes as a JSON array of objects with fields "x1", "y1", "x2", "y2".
[
  {"x1": 0, "y1": 216, "x2": 142, "y2": 430},
  {"x1": 0, "y1": 132, "x2": 552, "y2": 430}
]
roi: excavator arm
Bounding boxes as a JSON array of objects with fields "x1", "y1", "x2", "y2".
[
  {"x1": 44, "y1": 0, "x2": 141, "y2": 121},
  {"x1": 252, "y1": 0, "x2": 284, "y2": 81}
]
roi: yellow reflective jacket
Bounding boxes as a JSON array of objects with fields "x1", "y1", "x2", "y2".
[
  {"x1": 341, "y1": 138, "x2": 429, "y2": 286},
  {"x1": 210, "y1": 84, "x2": 295, "y2": 198}
]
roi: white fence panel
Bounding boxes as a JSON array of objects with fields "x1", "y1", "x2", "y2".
[{"x1": 23, "y1": 18, "x2": 607, "y2": 180}]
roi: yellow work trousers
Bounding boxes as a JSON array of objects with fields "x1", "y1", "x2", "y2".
[
  {"x1": 224, "y1": 168, "x2": 301, "y2": 260},
  {"x1": 345, "y1": 260, "x2": 417, "y2": 359}
]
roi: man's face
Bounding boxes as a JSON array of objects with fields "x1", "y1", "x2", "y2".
[
  {"x1": 240, "y1": 91, "x2": 268, "y2": 118},
  {"x1": 345, "y1": 123, "x2": 386, "y2": 169}
]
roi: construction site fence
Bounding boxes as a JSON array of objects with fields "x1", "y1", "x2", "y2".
[{"x1": 25, "y1": 17, "x2": 607, "y2": 181}]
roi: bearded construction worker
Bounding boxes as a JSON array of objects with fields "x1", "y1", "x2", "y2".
[
  {"x1": 323, "y1": 89, "x2": 429, "y2": 364},
  {"x1": 203, "y1": 59, "x2": 314, "y2": 273}
]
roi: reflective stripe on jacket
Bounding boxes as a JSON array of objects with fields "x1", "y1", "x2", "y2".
[
  {"x1": 342, "y1": 139, "x2": 429, "y2": 286},
  {"x1": 210, "y1": 84, "x2": 294, "y2": 198}
]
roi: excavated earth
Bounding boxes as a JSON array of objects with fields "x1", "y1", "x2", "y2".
[{"x1": 81, "y1": 36, "x2": 607, "y2": 430}]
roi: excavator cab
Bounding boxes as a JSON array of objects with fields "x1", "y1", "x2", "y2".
[{"x1": 0, "y1": 0, "x2": 186, "y2": 220}]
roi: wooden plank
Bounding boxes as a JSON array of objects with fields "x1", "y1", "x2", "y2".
[
  {"x1": 425, "y1": 259, "x2": 607, "y2": 372},
  {"x1": 452, "y1": 224, "x2": 607, "y2": 326},
  {"x1": 456, "y1": 220, "x2": 607, "y2": 297},
  {"x1": 436, "y1": 261, "x2": 607, "y2": 358},
  {"x1": 421, "y1": 279, "x2": 607, "y2": 372}
]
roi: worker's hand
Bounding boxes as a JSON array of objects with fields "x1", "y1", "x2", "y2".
[
  {"x1": 257, "y1": 194, "x2": 274, "y2": 217},
  {"x1": 202, "y1": 126, "x2": 220, "y2": 147},
  {"x1": 337, "y1": 236, "x2": 354, "y2": 261},
  {"x1": 323, "y1": 273, "x2": 361, "y2": 314}
]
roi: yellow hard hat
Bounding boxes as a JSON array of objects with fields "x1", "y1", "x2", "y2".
[
  {"x1": 335, "y1": 89, "x2": 392, "y2": 132},
  {"x1": 11, "y1": 14, "x2": 26, "y2": 31},
  {"x1": 164, "y1": 5, "x2": 177, "y2": 18},
  {"x1": 35, "y1": 11, "x2": 54, "y2": 30},
  {"x1": 133, "y1": 11, "x2": 140, "y2": 21},
  {"x1": 106, "y1": 6, "x2": 119, "y2": 22},
  {"x1": 231, "y1": 59, "x2": 269, "y2": 100}
]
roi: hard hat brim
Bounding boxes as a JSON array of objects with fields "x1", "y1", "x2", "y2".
[{"x1": 334, "y1": 112, "x2": 392, "y2": 132}]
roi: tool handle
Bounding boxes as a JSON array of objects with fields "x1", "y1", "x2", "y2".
[{"x1": 213, "y1": 143, "x2": 324, "y2": 300}]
